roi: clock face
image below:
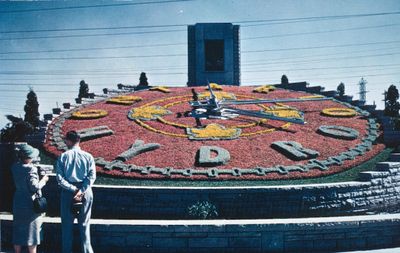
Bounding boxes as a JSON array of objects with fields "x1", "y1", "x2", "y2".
[{"x1": 44, "y1": 85, "x2": 385, "y2": 180}]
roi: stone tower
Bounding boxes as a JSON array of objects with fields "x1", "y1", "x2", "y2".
[{"x1": 187, "y1": 23, "x2": 240, "y2": 86}]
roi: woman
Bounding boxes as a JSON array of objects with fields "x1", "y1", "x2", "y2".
[{"x1": 12, "y1": 144, "x2": 49, "y2": 253}]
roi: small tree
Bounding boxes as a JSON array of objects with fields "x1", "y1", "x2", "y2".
[
  {"x1": 0, "y1": 115, "x2": 33, "y2": 142},
  {"x1": 78, "y1": 80, "x2": 89, "y2": 98},
  {"x1": 24, "y1": 89, "x2": 40, "y2": 128},
  {"x1": 281, "y1": 74, "x2": 289, "y2": 85},
  {"x1": 138, "y1": 72, "x2": 148, "y2": 86},
  {"x1": 337, "y1": 82, "x2": 345, "y2": 97},
  {"x1": 384, "y1": 84, "x2": 400, "y2": 117}
]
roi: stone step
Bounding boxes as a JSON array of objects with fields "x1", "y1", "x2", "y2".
[
  {"x1": 390, "y1": 153, "x2": 400, "y2": 162},
  {"x1": 350, "y1": 100, "x2": 366, "y2": 107},
  {"x1": 361, "y1": 104, "x2": 377, "y2": 112},
  {"x1": 306, "y1": 86, "x2": 324, "y2": 94},
  {"x1": 321, "y1": 90, "x2": 337, "y2": 97},
  {"x1": 335, "y1": 95, "x2": 354, "y2": 103},
  {"x1": 275, "y1": 82, "x2": 308, "y2": 91},
  {"x1": 374, "y1": 162, "x2": 400, "y2": 172}
]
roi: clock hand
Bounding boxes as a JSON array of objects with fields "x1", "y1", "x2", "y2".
[
  {"x1": 219, "y1": 97, "x2": 331, "y2": 106},
  {"x1": 223, "y1": 107, "x2": 306, "y2": 125},
  {"x1": 189, "y1": 97, "x2": 331, "y2": 108}
]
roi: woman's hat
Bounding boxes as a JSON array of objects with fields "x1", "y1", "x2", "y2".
[{"x1": 17, "y1": 144, "x2": 39, "y2": 159}]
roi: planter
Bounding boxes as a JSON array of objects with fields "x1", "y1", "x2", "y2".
[
  {"x1": 63, "y1": 103, "x2": 71, "y2": 109},
  {"x1": 43, "y1": 114, "x2": 53, "y2": 121},
  {"x1": 52, "y1": 108, "x2": 61, "y2": 114},
  {"x1": 75, "y1": 98, "x2": 82, "y2": 104}
]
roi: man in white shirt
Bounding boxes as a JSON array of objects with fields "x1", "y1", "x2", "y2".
[{"x1": 56, "y1": 131, "x2": 96, "y2": 253}]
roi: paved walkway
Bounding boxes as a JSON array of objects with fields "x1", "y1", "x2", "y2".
[
  {"x1": 1, "y1": 248, "x2": 400, "y2": 253},
  {"x1": 340, "y1": 248, "x2": 400, "y2": 253}
]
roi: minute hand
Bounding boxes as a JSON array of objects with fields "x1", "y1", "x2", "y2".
[
  {"x1": 223, "y1": 107, "x2": 306, "y2": 125},
  {"x1": 219, "y1": 97, "x2": 331, "y2": 106}
]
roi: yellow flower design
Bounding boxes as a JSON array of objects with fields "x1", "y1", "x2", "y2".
[
  {"x1": 198, "y1": 91, "x2": 236, "y2": 100},
  {"x1": 149, "y1": 86, "x2": 171, "y2": 93},
  {"x1": 128, "y1": 106, "x2": 172, "y2": 121},
  {"x1": 299, "y1": 95, "x2": 324, "y2": 99},
  {"x1": 187, "y1": 124, "x2": 241, "y2": 140},
  {"x1": 261, "y1": 105, "x2": 303, "y2": 119},
  {"x1": 322, "y1": 108, "x2": 357, "y2": 117},
  {"x1": 107, "y1": 95, "x2": 142, "y2": 105},
  {"x1": 72, "y1": 109, "x2": 108, "y2": 119},
  {"x1": 205, "y1": 83, "x2": 223, "y2": 90},
  {"x1": 253, "y1": 85, "x2": 276, "y2": 94}
]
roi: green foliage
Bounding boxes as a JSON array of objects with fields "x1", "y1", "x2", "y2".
[
  {"x1": 78, "y1": 80, "x2": 89, "y2": 98},
  {"x1": 337, "y1": 82, "x2": 345, "y2": 97},
  {"x1": 281, "y1": 74, "x2": 289, "y2": 85},
  {"x1": 391, "y1": 118, "x2": 400, "y2": 131},
  {"x1": 384, "y1": 84, "x2": 400, "y2": 117},
  {"x1": 187, "y1": 201, "x2": 218, "y2": 219},
  {"x1": 0, "y1": 115, "x2": 33, "y2": 142},
  {"x1": 24, "y1": 89, "x2": 40, "y2": 128}
]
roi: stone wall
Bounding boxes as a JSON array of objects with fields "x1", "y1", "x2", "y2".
[
  {"x1": 1, "y1": 214, "x2": 400, "y2": 252},
  {"x1": 40, "y1": 156, "x2": 400, "y2": 219},
  {"x1": 381, "y1": 117, "x2": 400, "y2": 146}
]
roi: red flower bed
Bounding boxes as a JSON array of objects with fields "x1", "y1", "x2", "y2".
[{"x1": 43, "y1": 86, "x2": 385, "y2": 181}]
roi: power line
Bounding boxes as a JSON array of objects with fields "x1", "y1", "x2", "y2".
[
  {"x1": 0, "y1": 0, "x2": 196, "y2": 14},
  {"x1": 236, "y1": 11, "x2": 400, "y2": 25},
  {"x1": 2, "y1": 10, "x2": 400, "y2": 32},
  {"x1": 1, "y1": 63, "x2": 398, "y2": 80},
  {"x1": 0, "y1": 29, "x2": 186, "y2": 41},
  {"x1": 0, "y1": 53, "x2": 187, "y2": 61},
  {"x1": 242, "y1": 23, "x2": 400, "y2": 40},
  {"x1": 0, "y1": 64, "x2": 399, "y2": 81},
  {"x1": 1, "y1": 67, "x2": 397, "y2": 83},
  {"x1": 2, "y1": 39, "x2": 399, "y2": 56},
  {"x1": 1, "y1": 40, "x2": 398, "y2": 62},
  {"x1": 244, "y1": 69, "x2": 400, "y2": 80},
  {"x1": 243, "y1": 45, "x2": 400, "y2": 64},
  {"x1": 311, "y1": 72, "x2": 400, "y2": 80},
  {"x1": 242, "y1": 64, "x2": 400, "y2": 73},
  {"x1": 243, "y1": 51, "x2": 400, "y2": 67},
  {"x1": 242, "y1": 40, "x2": 400, "y2": 54},
  {"x1": 1, "y1": 22, "x2": 395, "y2": 42},
  {"x1": 245, "y1": 72, "x2": 400, "y2": 82},
  {"x1": 0, "y1": 42, "x2": 186, "y2": 55},
  {"x1": 0, "y1": 65, "x2": 187, "y2": 73}
]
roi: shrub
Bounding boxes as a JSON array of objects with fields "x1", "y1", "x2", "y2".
[
  {"x1": 187, "y1": 201, "x2": 218, "y2": 219},
  {"x1": 281, "y1": 74, "x2": 289, "y2": 85}
]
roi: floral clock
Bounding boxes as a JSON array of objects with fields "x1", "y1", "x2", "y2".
[{"x1": 44, "y1": 85, "x2": 384, "y2": 180}]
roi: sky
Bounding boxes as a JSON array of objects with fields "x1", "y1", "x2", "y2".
[{"x1": 0, "y1": 0, "x2": 399, "y2": 128}]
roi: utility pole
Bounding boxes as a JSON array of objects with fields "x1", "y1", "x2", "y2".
[{"x1": 358, "y1": 77, "x2": 368, "y2": 103}]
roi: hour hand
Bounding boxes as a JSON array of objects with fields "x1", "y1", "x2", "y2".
[{"x1": 223, "y1": 107, "x2": 305, "y2": 125}]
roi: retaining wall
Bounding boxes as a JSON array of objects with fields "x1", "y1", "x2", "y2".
[
  {"x1": 38, "y1": 156, "x2": 400, "y2": 219},
  {"x1": 1, "y1": 214, "x2": 400, "y2": 253}
]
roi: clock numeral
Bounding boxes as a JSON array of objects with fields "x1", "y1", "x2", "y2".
[
  {"x1": 77, "y1": 125, "x2": 114, "y2": 141},
  {"x1": 197, "y1": 146, "x2": 231, "y2": 166},
  {"x1": 271, "y1": 141, "x2": 319, "y2": 161},
  {"x1": 116, "y1": 139, "x2": 161, "y2": 162},
  {"x1": 317, "y1": 125, "x2": 359, "y2": 140}
]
